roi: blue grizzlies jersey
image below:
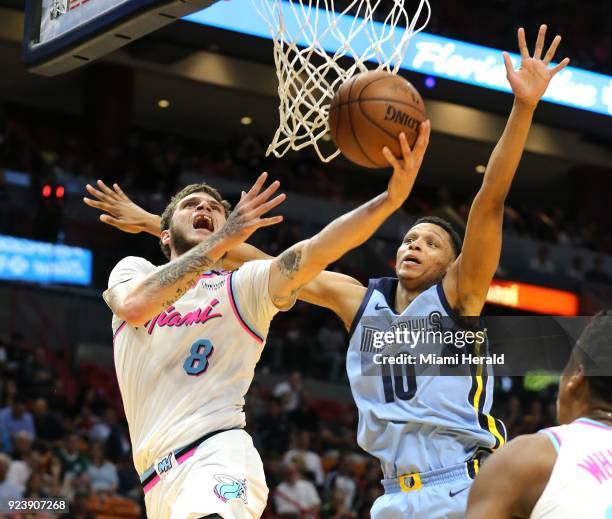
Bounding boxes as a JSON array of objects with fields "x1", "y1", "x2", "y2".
[{"x1": 346, "y1": 278, "x2": 506, "y2": 478}]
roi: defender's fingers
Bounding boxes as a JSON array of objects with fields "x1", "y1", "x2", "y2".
[
  {"x1": 252, "y1": 180, "x2": 281, "y2": 206},
  {"x1": 97, "y1": 179, "x2": 116, "y2": 197},
  {"x1": 83, "y1": 197, "x2": 111, "y2": 212},
  {"x1": 382, "y1": 146, "x2": 401, "y2": 170},
  {"x1": 551, "y1": 57, "x2": 570, "y2": 75},
  {"x1": 85, "y1": 183, "x2": 108, "y2": 200},
  {"x1": 399, "y1": 133, "x2": 412, "y2": 161},
  {"x1": 244, "y1": 172, "x2": 269, "y2": 200},
  {"x1": 517, "y1": 27, "x2": 529, "y2": 60},
  {"x1": 112, "y1": 183, "x2": 128, "y2": 198},
  {"x1": 543, "y1": 35, "x2": 562, "y2": 65},
  {"x1": 100, "y1": 214, "x2": 122, "y2": 227},
  {"x1": 502, "y1": 51, "x2": 515, "y2": 76},
  {"x1": 533, "y1": 24, "x2": 547, "y2": 59},
  {"x1": 255, "y1": 215, "x2": 284, "y2": 228},
  {"x1": 253, "y1": 193, "x2": 286, "y2": 216}
]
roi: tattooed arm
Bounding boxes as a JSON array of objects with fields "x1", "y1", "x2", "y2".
[
  {"x1": 104, "y1": 173, "x2": 285, "y2": 326},
  {"x1": 268, "y1": 124, "x2": 430, "y2": 311}
]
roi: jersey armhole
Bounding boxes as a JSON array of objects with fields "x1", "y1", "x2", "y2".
[
  {"x1": 348, "y1": 280, "x2": 376, "y2": 339},
  {"x1": 539, "y1": 429, "x2": 562, "y2": 453}
]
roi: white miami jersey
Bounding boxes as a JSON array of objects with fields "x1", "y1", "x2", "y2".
[
  {"x1": 531, "y1": 417, "x2": 612, "y2": 519},
  {"x1": 105, "y1": 257, "x2": 278, "y2": 474}
]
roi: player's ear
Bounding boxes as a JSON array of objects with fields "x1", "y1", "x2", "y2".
[
  {"x1": 160, "y1": 229, "x2": 171, "y2": 247},
  {"x1": 566, "y1": 363, "x2": 586, "y2": 395}
]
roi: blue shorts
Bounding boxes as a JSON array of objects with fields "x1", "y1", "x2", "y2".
[{"x1": 370, "y1": 461, "x2": 476, "y2": 519}]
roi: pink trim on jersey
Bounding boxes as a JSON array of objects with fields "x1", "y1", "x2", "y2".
[
  {"x1": 576, "y1": 418, "x2": 612, "y2": 432},
  {"x1": 143, "y1": 474, "x2": 160, "y2": 494},
  {"x1": 176, "y1": 446, "x2": 198, "y2": 464},
  {"x1": 112, "y1": 321, "x2": 127, "y2": 344},
  {"x1": 226, "y1": 272, "x2": 263, "y2": 344},
  {"x1": 548, "y1": 428, "x2": 563, "y2": 448}
]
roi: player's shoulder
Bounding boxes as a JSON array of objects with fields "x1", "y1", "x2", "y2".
[
  {"x1": 484, "y1": 433, "x2": 558, "y2": 479},
  {"x1": 113, "y1": 255, "x2": 157, "y2": 270}
]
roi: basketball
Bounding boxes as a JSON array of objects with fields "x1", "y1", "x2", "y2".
[{"x1": 328, "y1": 70, "x2": 427, "y2": 168}]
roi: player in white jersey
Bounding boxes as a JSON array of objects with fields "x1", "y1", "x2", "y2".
[
  {"x1": 466, "y1": 311, "x2": 612, "y2": 518},
  {"x1": 100, "y1": 125, "x2": 430, "y2": 519}
]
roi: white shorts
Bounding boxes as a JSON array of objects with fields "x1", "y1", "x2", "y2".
[{"x1": 143, "y1": 429, "x2": 268, "y2": 519}]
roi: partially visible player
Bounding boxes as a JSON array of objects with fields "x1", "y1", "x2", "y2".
[
  {"x1": 466, "y1": 311, "x2": 612, "y2": 519},
  {"x1": 97, "y1": 123, "x2": 429, "y2": 519}
]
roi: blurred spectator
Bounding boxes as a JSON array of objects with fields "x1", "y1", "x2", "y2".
[
  {"x1": 32, "y1": 398, "x2": 64, "y2": 445},
  {"x1": 284, "y1": 431, "x2": 324, "y2": 486},
  {"x1": 0, "y1": 396, "x2": 36, "y2": 448},
  {"x1": 288, "y1": 395, "x2": 320, "y2": 434},
  {"x1": 321, "y1": 488, "x2": 357, "y2": 519},
  {"x1": 55, "y1": 433, "x2": 89, "y2": 479},
  {"x1": 586, "y1": 255, "x2": 611, "y2": 284},
  {"x1": 258, "y1": 397, "x2": 293, "y2": 456},
  {"x1": 59, "y1": 490, "x2": 95, "y2": 519},
  {"x1": 529, "y1": 245, "x2": 555, "y2": 274},
  {"x1": 274, "y1": 463, "x2": 321, "y2": 518},
  {"x1": 0, "y1": 452, "x2": 22, "y2": 501},
  {"x1": 7, "y1": 430, "x2": 33, "y2": 493},
  {"x1": 274, "y1": 371, "x2": 303, "y2": 413},
  {"x1": 323, "y1": 453, "x2": 357, "y2": 510},
  {"x1": 22, "y1": 347, "x2": 56, "y2": 399},
  {"x1": 317, "y1": 317, "x2": 347, "y2": 381},
  {"x1": 86, "y1": 442, "x2": 119, "y2": 494},
  {"x1": 566, "y1": 255, "x2": 585, "y2": 281}
]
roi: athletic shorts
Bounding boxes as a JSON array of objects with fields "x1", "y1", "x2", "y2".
[{"x1": 143, "y1": 429, "x2": 268, "y2": 519}]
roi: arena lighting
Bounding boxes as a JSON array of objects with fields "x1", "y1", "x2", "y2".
[
  {"x1": 475, "y1": 165, "x2": 486, "y2": 174},
  {"x1": 42, "y1": 184, "x2": 52, "y2": 197},
  {"x1": 56, "y1": 186, "x2": 65, "y2": 198},
  {"x1": 158, "y1": 99, "x2": 170, "y2": 108},
  {"x1": 424, "y1": 76, "x2": 436, "y2": 89},
  {"x1": 240, "y1": 116, "x2": 253, "y2": 125},
  {"x1": 185, "y1": 0, "x2": 612, "y2": 117},
  {"x1": 486, "y1": 279, "x2": 579, "y2": 316}
]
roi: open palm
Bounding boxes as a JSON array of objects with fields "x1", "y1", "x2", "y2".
[{"x1": 503, "y1": 25, "x2": 570, "y2": 107}]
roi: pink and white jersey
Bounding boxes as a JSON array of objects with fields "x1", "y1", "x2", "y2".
[
  {"x1": 531, "y1": 417, "x2": 612, "y2": 519},
  {"x1": 105, "y1": 257, "x2": 278, "y2": 474}
]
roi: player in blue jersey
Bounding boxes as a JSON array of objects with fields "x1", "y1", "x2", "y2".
[{"x1": 87, "y1": 25, "x2": 568, "y2": 518}]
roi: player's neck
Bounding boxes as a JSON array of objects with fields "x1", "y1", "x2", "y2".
[
  {"x1": 394, "y1": 284, "x2": 422, "y2": 313},
  {"x1": 586, "y1": 406, "x2": 612, "y2": 426}
]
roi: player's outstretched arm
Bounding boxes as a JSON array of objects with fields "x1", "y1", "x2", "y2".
[
  {"x1": 443, "y1": 25, "x2": 569, "y2": 316},
  {"x1": 268, "y1": 122, "x2": 431, "y2": 312},
  {"x1": 86, "y1": 181, "x2": 367, "y2": 327},
  {"x1": 466, "y1": 434, "x2": 556, "y2": 518},
  {"x1": 104, "y1": 173, "x2": 285, "y2": 327},
  {"x1": 84, "y1": 181, "x2": 162, "y2": 236}
]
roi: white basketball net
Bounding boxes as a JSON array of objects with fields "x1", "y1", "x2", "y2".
[{"x1": 253, "y1": 0, "x2": 431, "y2": 163}]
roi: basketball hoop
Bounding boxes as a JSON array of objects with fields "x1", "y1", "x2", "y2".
[{"x1": 253, "y1": 0, "x2": 431, "y2": 163}]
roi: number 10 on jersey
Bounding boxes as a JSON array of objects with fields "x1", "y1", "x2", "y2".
[{"x1": 382, "y1": 363, "x2": 417, "y2": 402}]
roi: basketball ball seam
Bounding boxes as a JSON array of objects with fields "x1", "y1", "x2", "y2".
[{"x1": 348, "y1": 74, "x2": 378, "y2": 168}]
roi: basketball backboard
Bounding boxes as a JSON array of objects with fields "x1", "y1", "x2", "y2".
[{"x1": 23, "y1": 0, "x2": 219, "y2": 76}]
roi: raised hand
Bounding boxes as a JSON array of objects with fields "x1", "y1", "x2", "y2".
[
  {"x1": 219, "y1": 172, "x2": 286, "y2": 246},
  {"x1": 382, "y1": 120, "x2": 431, "y2": 207},
  {"x1": 84, "y1": 180, "x2": 156, "y2": 234},
  {"x1": 503, "y1": 25, "x2": 570, "y2": 108}
]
